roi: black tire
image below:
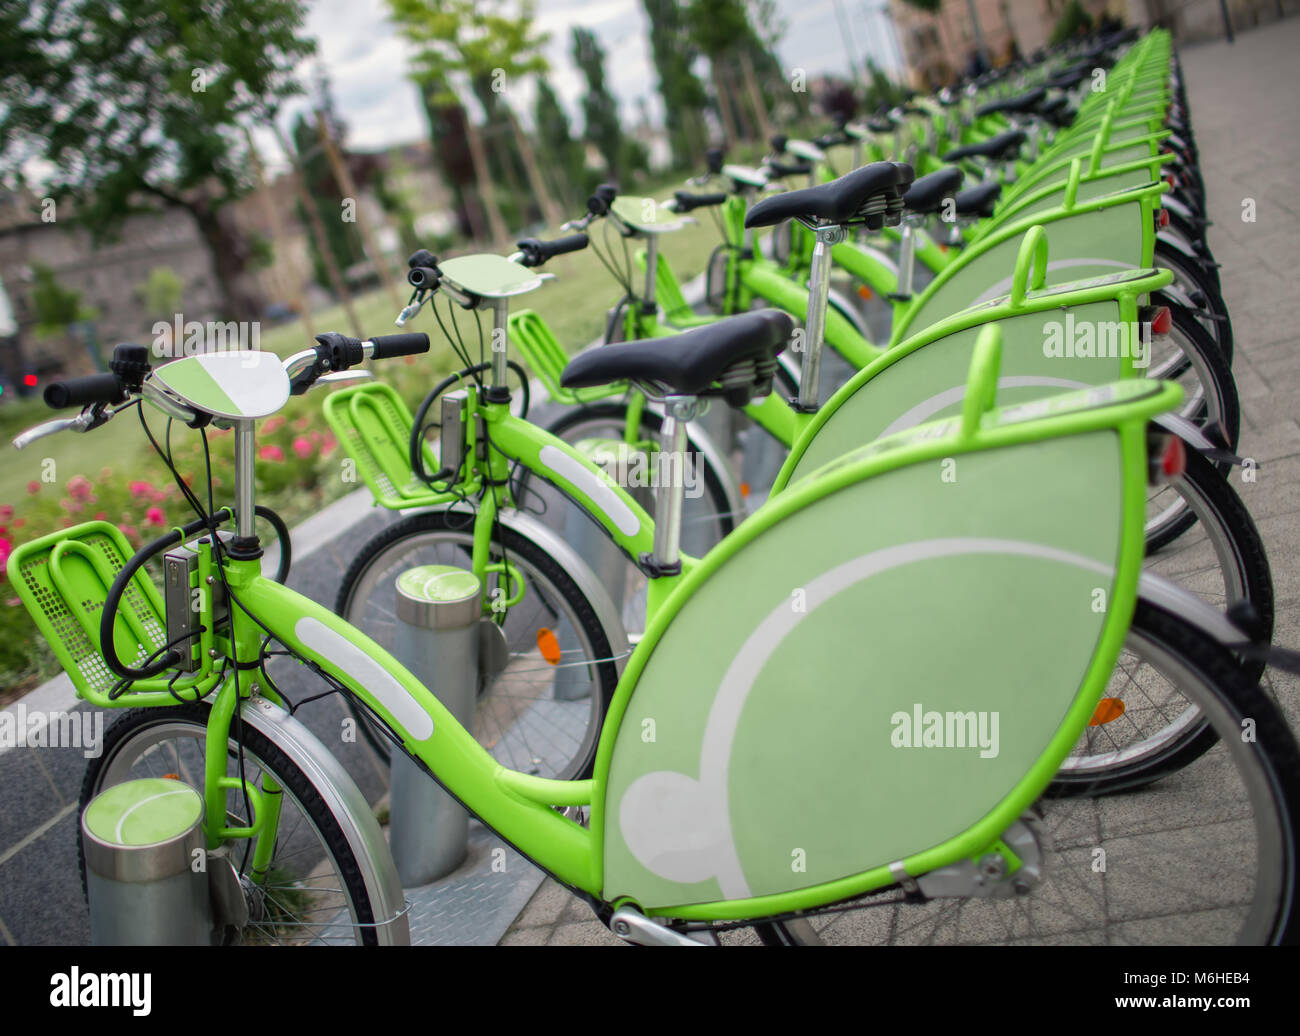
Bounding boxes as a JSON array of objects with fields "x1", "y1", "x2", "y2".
[
  {"x1": 1143, "y1": 444, "x2": 1274, "y2": 685},
  {"x1": 1146, "y1": 302, "x2": 1239, "y2": 451},
  {"x1": 761, "y1": 601, "x2": 1300, "y2": 944},
  {"x1": 80, "y1": 703, "x2": 380, "y2": 945},
  {"x1": 1154, "y1": 240, "x2": 1233, "y2": 365},
  {"x1": 335, "y1": 509, "x2": 620, "y2": 780}
]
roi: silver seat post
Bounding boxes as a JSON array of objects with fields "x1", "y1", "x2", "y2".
[
  {"x1": 650, "y1": 396, "x2": 701, "y2": 572},
  {"x1": 643, "y1": 234, "x2": 659, "y2": 311},
  {"x1": 233, "y1": 419, "x2": 257, "y2": 539},
  {"x1": 897, "y1": 218, "x2": 917, "y2": 298},
  {"x1": 797, "y1": 223, "x2": 843, "y2": 412}
]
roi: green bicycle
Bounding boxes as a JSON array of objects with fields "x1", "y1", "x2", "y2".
[{"x1": 10, "y1": 326, "x2": 1300, "y2": 945}]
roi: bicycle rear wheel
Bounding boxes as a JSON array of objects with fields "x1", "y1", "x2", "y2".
[
  {"x1": 336, "y1": 509, "x2": 620, "y2": 779},
  {"x1": 750, "y1": 601, "x2": 1300, "y2": 944}
]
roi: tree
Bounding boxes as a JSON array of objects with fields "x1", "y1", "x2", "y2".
[
  {"x1": 684, "y1": 0, "x2": 778, "y2": 142},
  {"x1": 572, "y1": 28, "x2": 624, "y2": 183},
  {"x1": 136, "y1": 267, "x2": 183, "y2": 323},
  {"x1": 30, "y1": 264, "x2": 95, "y2": 337},
  {"x1": 0, "y1": 0, "x2": 316, "y2": 321},
  {"x1": 387, "y1": 0, "x2": 562, "y2": 238},
  {"x1": 534, "y1": 80, "x2": 587, "y2": 209},
  {"x1": 641, "y1": 0, "x2": 710, "y2": 168},
  {"x1": 291, "y1": 111, "x2": 364, "y2": 292}
]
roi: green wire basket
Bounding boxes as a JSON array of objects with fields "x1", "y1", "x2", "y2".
[{"x1": 6, "y1": 521, "x2": 170, "y2": 704}]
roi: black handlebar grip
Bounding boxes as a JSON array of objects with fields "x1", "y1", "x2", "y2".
[
  {"x1": 673, "y1": 190, "x2": 727, "y2": 213},
  {"x1": 706, "y1": 147, "x2": 725, "y2": 174},
  {"x1": 44, "y1": 373, "x2": 127, "y2": 410},
  {"x1": 369, "y1": 333, "x2": 431, "y2": 359},
  {"x1": 407, "y1": 265, "x2": 440, "y2": 290},
  {"x1": 407, "y1": 248, "x2": 438, "y2": 269},
  {"x1": 587, "y1": 183, "x2": 617, "y2": 216},
  {"x1": 769, "y1": 132, "x2": 788, "y2": 154},
  {"x1": 542, "y1": 234, "x2": 589, "y2": 260}
]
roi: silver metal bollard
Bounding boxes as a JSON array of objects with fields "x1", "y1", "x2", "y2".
[
  {"x1": 390, "y1": 564, "x2": 480, "y2": 886},
  {"x1": 82, "y1": 777, "x2": 211, "y2": 945}
]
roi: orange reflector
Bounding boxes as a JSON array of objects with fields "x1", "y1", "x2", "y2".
[
  {"x1": 1089, "y1": 698, "x2": 1126, "y2": 726},
  {"x1": 739, "y1": 481, "x2": 751, "y2": 498},
  {"x1": 1158, "y1": 209, "x2": 1170, "y2": 228},
  {"x1": 162, "y1": 773, "x2": 181, "y2": 781},
  {"x1": 1161, "y1": 434, "x2": 1186, "y2": 477},
  {"x1": 537, "y1": 628, "x2": 562, "y2": 665},
  {"x1": 857, "y1": 285, "x2": 873, "y2": 300},
  {"x1": 1151, "y1": 305, "x2": 1172, "y2": 335},
  {"x1": 939, "y1": 244, "x2": 949, "y2": 253}
]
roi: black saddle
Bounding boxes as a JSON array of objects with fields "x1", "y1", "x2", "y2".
[
  {"x1": 903, "y1": 167, "x2": 964, "y2": 215},
  {"x1": 954, "y1": 181, "x2": 1001, "y2": 218},
  {"x1": 975, "y1": 88, "x2": 1046, "y2": 119},
  {"x1": 942, "y1": 130, "x2": 1026, "y2": 164},
  {"x1": 560, "y1": 310, "x2": 794, "y2": 405},
  {"x1": 744, "y1": 161, "x2": 913, "y2": 231}
]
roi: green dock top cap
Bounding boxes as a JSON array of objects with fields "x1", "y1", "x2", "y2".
[
  {"x1": 83, "y1": 778, "x2": 202, "y2": 847},
  {"x1": 396, "y1": 565, "x2": 481, "y2": 603}
]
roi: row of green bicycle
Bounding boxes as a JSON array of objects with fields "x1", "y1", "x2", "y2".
[{"x1": 9, "y1": 26, "x2": 1298, "y2": 945}]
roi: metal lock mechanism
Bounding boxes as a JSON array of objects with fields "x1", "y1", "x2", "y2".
[{"x1": 163, "y1": 532, "x2": 232, "y2": 672}]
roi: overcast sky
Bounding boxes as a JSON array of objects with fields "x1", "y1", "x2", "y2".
[{"x1": 280, "y1": 0, "x2": 904, "y2": 158}]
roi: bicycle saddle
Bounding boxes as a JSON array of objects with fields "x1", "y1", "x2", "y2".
[
  {"x1": 954, "y1": 181, "x2": 1002, "y2": 218},
  {"x1": 942, "y1": 130, "x2": 1026, "y2": 164},
  {"x1": 903, "y1": 167, "x2": 964, "y2": 215},
  {"x1": 975, "y1": 87, "x2": 1046, "y2": 119},
  {"x1": 743, "y1": 161, "x2": 913, "y2": 230},
  {"x1": 560, "y1": 310, "x2": 793, "y2": 405}
]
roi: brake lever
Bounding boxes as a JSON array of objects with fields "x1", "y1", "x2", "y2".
[
  {"x1": 396, "y1": 292, "x2": 429, "y2": 328},
  {"x1": 318, "y1": 370, "x2": 374, "y2": 386},
  {"x1": 13, "y1": 407, "x2": 104, "y2": 450}
]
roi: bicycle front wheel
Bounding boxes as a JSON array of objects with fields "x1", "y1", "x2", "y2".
[
  {"x1": 81, "y1": 704, "x2": 384, "y2": 946},
  {"x1": 336, "y1": 509, "x2": 620, "y2": 779}
]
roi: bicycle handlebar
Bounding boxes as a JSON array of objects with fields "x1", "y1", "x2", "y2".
[
  {"x1": 672, "y1": 190, "x2": 727, "y2": 213},
  {"x1": 515, "y1": 233, "x2": 590, "y2": 267},
  {"x1": 44, "y1": 373, "x2": 128, "y2": 409}
]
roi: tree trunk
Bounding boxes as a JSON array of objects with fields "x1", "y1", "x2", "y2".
[
  {"x1": 188, "y1": 200, "x2": 260, "y2": 323},
  {"x1": 463, "y1": 117, "x2": 509, "y2": 247},
  {"x1": 271, "y1": 124, "x2": 362, "y2": 338},
  {"x1": 739, "y1": 50, "x2": 773, "y2": 144},
  {"x1": 711, "y1": 61, "x2": 741, "y2": 144},
  {"x1": 508, "y1": 107, "x2": 567, "y2": 230}
]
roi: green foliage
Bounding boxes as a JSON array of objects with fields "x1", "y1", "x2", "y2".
[
  {"x1": 863, "y1": 59, "x2": 908, "y2": 113},
  {"x1": 1050, "y1": 0, "x2": 1094, "y2": 44},
  {"x1": 136, "y1": 267, "x2": 183, "y2": 320},
  {"x1": 29, "y1": 264, "x2": 94, "y2": 335},
  {"x1": 292, "y1": 112, "x2": 364, "y2": 292},
  {"x1": 899, "y1": 0, "x2": 941, "y2": 11},
  {"x1": 0, "y1": 0, "x2": 315, "y2": 316},
  {"x1": 685, "y1": 0, "x2": 752, "y2": 57},
  {"x1": 534, "y1": 79, "x2": 587, "y2": 204},
  {"x1": 642, "y1": 0, "x2": 710, "y2": 166},
  {"x1": 572, "y1": 28, "x2": 624, "y2": 182}
]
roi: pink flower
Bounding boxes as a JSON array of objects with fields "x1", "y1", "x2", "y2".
[
  {"x1": 26, "y1": 481, "x2": 40, "y2": 495},
  {"x1": 121, "y1": 525, "x2": 137, "y2": 540},
  {"x1": 13, "y1": 518, "x2": 25, "y2": 529},
  {"x1": 145, "y1": 507, "x2": 165, "y2": 527},
  {"x1": 60, "y1": 499, "x2": 83, "y2": 514},
  {"x1": 67, "y1": 475, "x2": 93, "y2": 500},
  {"x1": 94, "y1": 511, "x2": 107, "y2": 520},
  {"x1": 309, "y1": 430, "x2": 323, "y2": 444},
  {"x1": 294, "y1": 416, "x2": 310, "y2": 430},
  {"x1": 264, "y1": 416, "x2": 286, "y2": 434},
  {"x1": 292, "y1": 436, "x2": 313, "y2": 459},
  {"x1": 129, "y1": 480, "x2": 154, "y2": 499},
  {"x1": 0, "y1": 537, "x2": 11, "y2": 569},
  {"x1": 0, "y1": 505, "x2": 13, "y2": 522},
  {"x1": 258, "y1": 445, "x2": 285, "y2": 462}
]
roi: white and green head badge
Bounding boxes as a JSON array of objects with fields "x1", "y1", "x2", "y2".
[{"x1": 148, "y1": 351, "x2": 290, "y2": 420}]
